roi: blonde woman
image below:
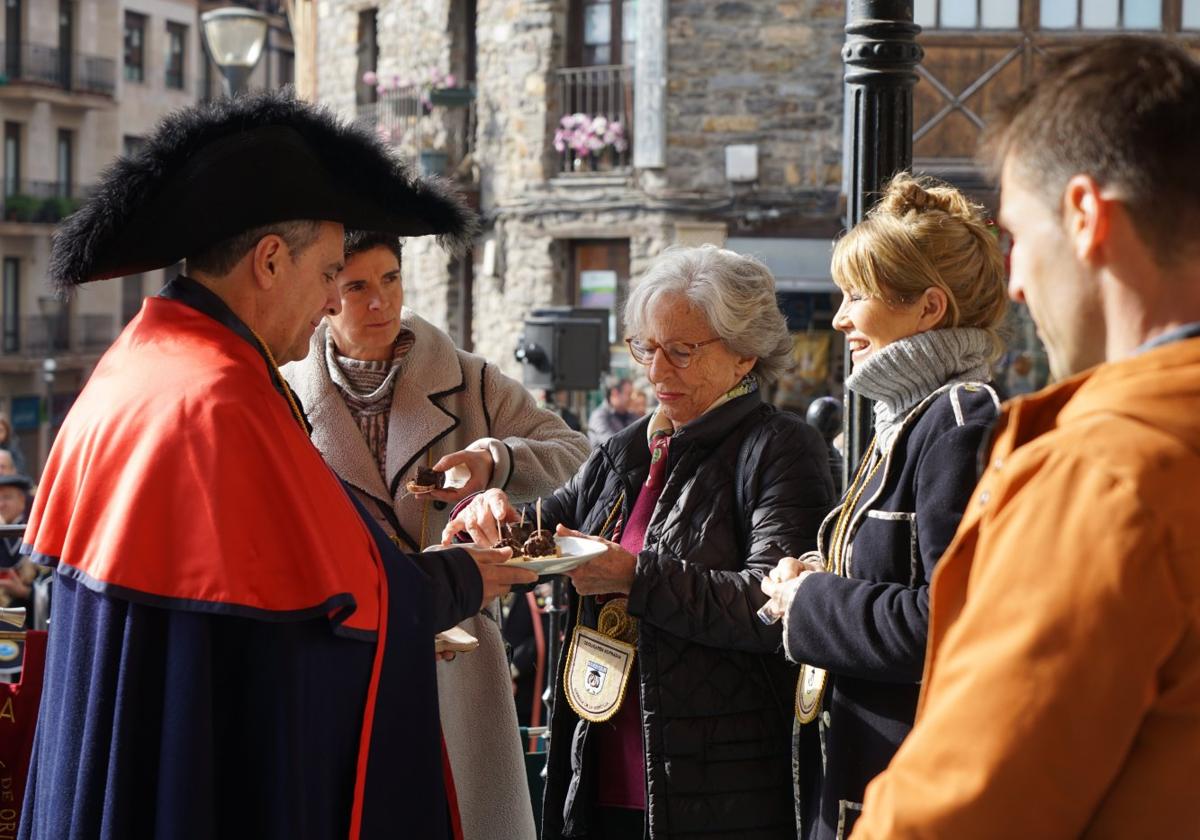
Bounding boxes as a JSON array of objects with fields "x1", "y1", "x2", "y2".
[{"x1": 760, "y1": 174, "x2": 1008, "y2": 840}]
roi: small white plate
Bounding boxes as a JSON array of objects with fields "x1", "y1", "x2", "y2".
[
  {"x1": 435, "y1": 626, "x2": 479, "y2": 654},
  {"x1": 504, "y1": 535, "x2": 606, "y2": 574}
]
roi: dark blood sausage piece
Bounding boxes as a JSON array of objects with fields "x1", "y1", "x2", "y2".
[
  {"x1": 414, "y1": 466, "x2": 445, "y2": 489},
  {"x1": 493, "y1": 537, "x2": 525, "y2": 556},
  {"x1": 504, "y1": 521, "x2": 533, "y2": 545},
  {"x1": 522, "y1": 530, "x2": 556, "y2": 559}
]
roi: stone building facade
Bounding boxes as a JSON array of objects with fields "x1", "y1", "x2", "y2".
[{"x1": 314, "y1": 0, "x2": 848, "y2": 392}]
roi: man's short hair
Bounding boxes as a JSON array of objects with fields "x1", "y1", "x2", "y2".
[
  {"x1": 982, "y1": 36, "x2": 1200, "y2": 261},
  {"x1": 186, "y1": 220, "x2": 323, "y2": 277},
  {"x1": 345, "y1": 230, "x2": 403, "y2": 264}
]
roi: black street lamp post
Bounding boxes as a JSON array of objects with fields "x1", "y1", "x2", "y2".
[{"x1": 840, "y1": 0, "x2": 923, "y2": 481}]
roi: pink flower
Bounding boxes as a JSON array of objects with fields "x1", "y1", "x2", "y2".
[{"x1": 362, "y1": 70, "x2": 378, "y2": 86}]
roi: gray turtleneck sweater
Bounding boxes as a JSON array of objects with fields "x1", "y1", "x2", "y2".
[{"x1": 844, "y1": 327, "x2": 995, "y2": 453}]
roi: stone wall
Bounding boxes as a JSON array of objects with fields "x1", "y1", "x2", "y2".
[
  {"x1": 314, "y1": 0, "x2": 847, "y2": 380},
  {"x1": 664, "y1": 0, "x2": 844, "y2": 194}
]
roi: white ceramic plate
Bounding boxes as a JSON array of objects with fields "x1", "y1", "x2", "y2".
[
  {"x1": 435, "y1": 625, "x2": 479, "y2": 654},
  {"x1": 504, "y1": 535, "x2": 607, "y2": 574}
]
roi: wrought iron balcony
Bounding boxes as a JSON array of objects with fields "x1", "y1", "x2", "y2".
[
  {"x1": 356, "y1": 83, "x2": 477, "y2": 181},
  {"x1": 0, "y1": 41, "x2": 116, "y2": 97},
  {"x1": 554, "y1": 65, "x2": 633, "y2": 174},
  {"x1": 8, "y1": 313, "x2": 115, "y2": 357},
  {"x1": 1, "y1": 182, "x2": 87, "y2": 224}
]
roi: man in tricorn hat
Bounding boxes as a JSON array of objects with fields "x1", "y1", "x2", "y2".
[{"x1": 17, "y1": 91, "x2": 535, "y2": 840}]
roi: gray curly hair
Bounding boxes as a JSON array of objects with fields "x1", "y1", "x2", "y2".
[{"x1": 624, "y1": 244, "x2": 793, "y2": 384}]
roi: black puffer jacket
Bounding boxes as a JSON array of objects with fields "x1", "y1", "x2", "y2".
[{"x1": 540, "y1": 389, "x2": 835, "y2": 839}]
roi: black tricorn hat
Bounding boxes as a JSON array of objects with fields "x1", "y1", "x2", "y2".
[{"x1": 50, "y1": 89, "x2": 476, "y2": 292}]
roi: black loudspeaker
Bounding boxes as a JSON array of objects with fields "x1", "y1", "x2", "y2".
[{"x1": 514, "y1": 308, "x2": 609, "y2": 391}]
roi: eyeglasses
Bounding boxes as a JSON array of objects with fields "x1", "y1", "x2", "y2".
[{"x1": 625, "y1": 336, "x2": 722, "y2": 369}]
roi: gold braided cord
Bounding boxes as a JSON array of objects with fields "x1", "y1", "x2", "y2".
[
  {"x1": 826, "y1": 435, "x2": 884, "y2": 576},
  {"x1": 598, "y1": 491, "x2": 626, "y2": 542},
  {"x1": 795, "y1": 437, "x2": 885, "y2": 723},
  {"x1": 247, "y1": 327, "x2": 307, "y2": 433},
  {"x1": 597, "y1": 598, "x2": 638, "y2": 644},
  {"x1": 418, "y1": 449, "x2": 433, "y2": 549}
]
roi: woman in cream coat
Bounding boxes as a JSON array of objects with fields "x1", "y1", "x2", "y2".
[{"x1": 284, "y1": 230, "x2": 588, "y2": 840}]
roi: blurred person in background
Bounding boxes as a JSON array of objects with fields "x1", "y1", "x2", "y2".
[
  {"x1": 587, "y1": 375, "x2": 637, "y2": 445},
  {"x1": 805, "y1": 395, "x2": 844, "y2": 491},
  {"x1": 0, "y1": 415, "x2": 26, "y2": 476}
]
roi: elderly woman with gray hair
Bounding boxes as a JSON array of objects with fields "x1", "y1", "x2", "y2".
[{"x1": 444, "y1": 245, "x2": 835, "y2": 839}]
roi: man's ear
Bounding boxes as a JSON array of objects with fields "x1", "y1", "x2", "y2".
[
  {"x1": 250, "y1": 234, "x2": 286, "y2": 291},
  {"x1": 1061, "y1": 174, "x2": 1111, "y2": 268}
]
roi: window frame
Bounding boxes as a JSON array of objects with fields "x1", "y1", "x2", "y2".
[
  {"x1": 917, "y1": 0, "x2": 1198, "y2": 32},
  {"x1": 568, "y1": 0, "x2": 637, "y2": 67},
  {"x1": 56, "y1": 128, "x2": 72, "y2": 198},
  {"x1": 2, "y1": 257, "x2": 18, "y2": 355},
  {"x1": 164, "y1": 20, "x2": 187, "y2": 90},
  {"x1": 124, "y1": 10, "x2": 147, "y2": 84},
  {"x1": 4, "y1": 122, "x2": 21, "y2": 198},
  {"x1": 356, "y1": 8, "x2": 379, "y2": 106}
]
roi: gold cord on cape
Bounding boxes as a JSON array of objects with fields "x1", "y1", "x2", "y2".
[
  {"x1": 796, "y1": 436, "x2": 884, "y2": 722},
  {"x1": 248, "y1": 327, "x2": 307, "y2": 434}
]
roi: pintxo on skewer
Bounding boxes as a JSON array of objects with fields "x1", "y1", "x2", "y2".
[
  {"x1": 522, "y1": 498, "x2": 559, "y2": 559},
  {"x1": 405, "y1": 466, "x2": 445, "y2": 495}
]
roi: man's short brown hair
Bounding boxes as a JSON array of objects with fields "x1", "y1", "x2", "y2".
[
  {"x1": 187, "y1": 220, "x2": 323, "y2": 277},
  {"x1": 982, "y1": 36, "x2": 1200, "y2": 260}
]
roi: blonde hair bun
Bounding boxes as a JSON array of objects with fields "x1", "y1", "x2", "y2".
[{"x1": 877, "y1": 173, "x2": 982, "y2": 224}]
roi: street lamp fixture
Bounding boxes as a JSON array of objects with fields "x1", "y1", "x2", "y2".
[{"x1": 200, "y1": 7, "x2": 270, "y2": 97}]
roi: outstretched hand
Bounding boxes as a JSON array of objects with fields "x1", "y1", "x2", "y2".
[
  {"x1": 460, "y1": 543, "x2": 537, "y2": 608},
  {"x1": 441, "y1": 488, "x2": 519, "y2": 546}
]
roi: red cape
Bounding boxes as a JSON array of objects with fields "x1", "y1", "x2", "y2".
[{"x1": 24, "y1": 297, "x2": 382, "y2": 634}]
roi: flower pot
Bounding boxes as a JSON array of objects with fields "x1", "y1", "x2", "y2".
[
  {"x1": 428, "y1": 86, "x2": 474, "y2": 108},
  {"x1": 419, "y1": 150, "x2": 450, "y2": 176}
]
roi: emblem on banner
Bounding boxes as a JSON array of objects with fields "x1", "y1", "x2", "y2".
[{"x1": 584, "y1": 660, "x2": 608, "y2": 694}]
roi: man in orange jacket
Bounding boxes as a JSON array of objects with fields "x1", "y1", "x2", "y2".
[{"x1": 852, "y1": 36, "x2": 1200, "y2": 838}]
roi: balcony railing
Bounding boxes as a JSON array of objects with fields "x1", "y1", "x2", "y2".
[
  {"x1": 1, "y1": 41, "x2": 117, "y2": 97},
  {"x1": 356, "y1": 84, "x2": 477, "y2": 181},
  {"x1": 554, "y1": 65, "x2": 633, "y2": 174},
  {"x1": 1, "y1": 181, "x2": 87, "y2": 224},
  {"x1": 11, "y1": 313, "x2": 115, "y2": 357}
]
